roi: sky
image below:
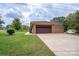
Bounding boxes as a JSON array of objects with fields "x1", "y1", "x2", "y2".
[{"x1": 0, "y1": 3, "x2": 79, "y2": 26}]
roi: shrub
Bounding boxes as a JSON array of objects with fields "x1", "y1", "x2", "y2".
[{"x1": 7, "y1": 29, "x2": 15, "y2": 35}]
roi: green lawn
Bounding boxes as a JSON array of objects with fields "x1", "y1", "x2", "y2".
[{"x1": 0, "y1": 31, "x2": 55, "y2": 56}]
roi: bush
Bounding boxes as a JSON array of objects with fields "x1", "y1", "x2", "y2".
[{"x1": 7, "y1": 29, "x2": 15, "y2": 35}]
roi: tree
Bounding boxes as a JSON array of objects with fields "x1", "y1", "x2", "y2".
[
  {"x1": 51, "y1": 16, "x2": 65, "y2": 23},
  {"x1": 6, "y1": 25, "x2": 12, "y2": 29},
  {"x1": 11, "y1": 18, "x2": 21, "y2": 30},
  {"x1": 21, "y1": 25, "x2": 29, "y2": 32},
  {"x1": 0, "y1": 19, "x2": 4, "y2": 29},
  {"x1": 66, "y1": 10, "x2": 79, "y2": 33},
  {"x1": 64, "y1": 20, "x2": 69, "y2": 32}
]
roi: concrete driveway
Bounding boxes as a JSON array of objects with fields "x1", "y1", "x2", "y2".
[{"x1": 37, "y1": 33, "x2": 79, "y2": 56}]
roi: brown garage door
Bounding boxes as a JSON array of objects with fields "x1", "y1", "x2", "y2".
[{"x1": 36, "y1": 25, "x2": 52, "y2": 33}]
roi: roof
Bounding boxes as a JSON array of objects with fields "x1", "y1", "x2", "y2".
[
  {"x1": 31, "y1": 21, "x2": 51, "y2": 25},
  {"x1": 31, "y1": 21, "x2": 63, "y2": 25}
]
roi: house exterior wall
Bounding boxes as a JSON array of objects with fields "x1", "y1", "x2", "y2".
[
  {"x1": 52, "y1": 24, "x2": 64, "y2": 33},
  {"x1": 31, "y1": 22, "x2": 64, "y2": 33},
  {"x1": 32, "y1": 24, "x2": 36, "y2": 34}
]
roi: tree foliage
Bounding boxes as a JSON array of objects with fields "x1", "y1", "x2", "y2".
[
  {"x1": 0, "y1": 19, "x2": 4, "y2": 29},
  {"x1": 6, "y1": 25, "x2": 12, "y2": 29},
  {"x1": 64, "y1": 20, "x2": 69, "y2": 32},
  {"x1": 51, "y1": 16, "x2": 65, "y2": 23},
  {"x1": 21, "y1": 25, "x2": 29, "y2": 32},
  {"x1": 66, "y1": 10, "x2": 79, "y2": 33},
  {"x1": 11, "y1": 18, "x2": 21, "y2": 30}
]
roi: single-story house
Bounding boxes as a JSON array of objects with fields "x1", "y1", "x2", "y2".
[{"x1": 30, "y1": 21, "x2": 64, "y2": 33}]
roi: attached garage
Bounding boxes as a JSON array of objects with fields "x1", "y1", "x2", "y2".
[
  {"x1": 36, "y1": 25, "x2": 52, "y2": 33},
  {"x1": 30, "y1": 21, "x2": 64, "y2": 34}
]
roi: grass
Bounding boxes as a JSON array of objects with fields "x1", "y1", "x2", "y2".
[{"x1": 0, "y1": 30, "x2": 55, "y2": 56}]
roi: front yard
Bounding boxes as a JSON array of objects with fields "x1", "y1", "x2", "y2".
[{"x1": 0, "y1": 31, "x2": 55, "y2": 56}]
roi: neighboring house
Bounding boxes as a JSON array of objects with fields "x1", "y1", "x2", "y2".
[{"x1": 30, "y1": 21, "x2": 64, "y2": 34}]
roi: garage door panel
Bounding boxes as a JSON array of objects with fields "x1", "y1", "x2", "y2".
[{"x1": 36, "y1": 25, "x2": 52, "y2": 33}]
